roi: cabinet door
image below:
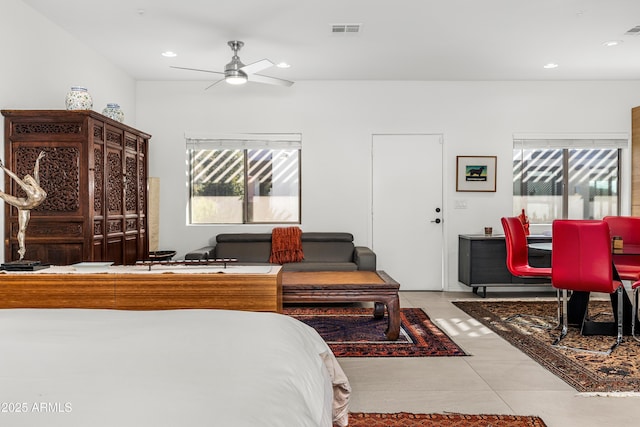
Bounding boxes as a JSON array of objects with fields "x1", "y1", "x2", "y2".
[
  {"x1": 91, "y1": 138, "x2": 105, "y2": 261},
  {"x1": 105, "y1": 129, "x2": 125, "y2": 264},
  {"x1": 123, "y1": 149, "x2": 139, "y2": 265},
  {"x1": 470, "y1": 240, "x2": 514, "y2": 284},
  {"x1": 138, "y1": 137, "x2": 148, "y2": 258},
  {"x1": 9, "y1": 144, "x2": 85, "y2": 264}
]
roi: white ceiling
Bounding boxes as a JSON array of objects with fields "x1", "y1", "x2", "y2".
[{"x1": 23, "y1": 0, "x2": 640, "y2": 84}]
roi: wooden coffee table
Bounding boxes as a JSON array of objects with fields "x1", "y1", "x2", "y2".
[{"x1": 282, "y1": 270, "x2": 401, "y2": 340}]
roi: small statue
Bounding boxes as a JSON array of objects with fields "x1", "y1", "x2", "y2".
[
  {"x1": 518, "y1": 208, "x2": 530, "y2": 236},
  {"x1": 0, "y1": 152, "x2": 47, "y2": 260}
]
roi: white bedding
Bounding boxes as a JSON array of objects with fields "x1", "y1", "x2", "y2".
[{"x1": 0, "y1": 309, "x2": 350, "y2": 427}]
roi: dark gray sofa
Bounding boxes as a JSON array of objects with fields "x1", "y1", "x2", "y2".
[{"x1": 184, "y1": 232, "x2": 376, "y2": 271}]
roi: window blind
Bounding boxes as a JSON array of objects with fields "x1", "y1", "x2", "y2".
[
  {"x1": 513, "y1": 133, "x2": 628, "y2": 149},
  {"x1": 185, "y1": 133, "x2": 302, "y2": 150}
]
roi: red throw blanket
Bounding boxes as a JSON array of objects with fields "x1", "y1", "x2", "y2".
[{"x1": 269, "y1": 227, "x2": 304, "y2": 264}]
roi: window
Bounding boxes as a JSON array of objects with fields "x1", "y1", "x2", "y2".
[
  {"x1": 187, "y1": 134, "x2": 301, "y2": 224},
  {"x1": 513, "y1": 135, "x2": 627, "y2": 224}
]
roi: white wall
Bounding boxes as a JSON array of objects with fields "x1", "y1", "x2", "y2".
[
  {"x1": 1, "y1": 1, "x2": 135, "y2": 113},
  {"x1": 136, "y1": 80, "x2": 640, "y2": 291},
  {"x1": 0, "y1": 0, "x2": 136, "y2": 261}
]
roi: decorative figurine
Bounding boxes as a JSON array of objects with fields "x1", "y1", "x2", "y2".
[
  {"x1": 518, "y1": 208, "x2": 530, "y2": 236},
  {"x1": 0, "y1": 151, "x2": 47, "y2": 260}
]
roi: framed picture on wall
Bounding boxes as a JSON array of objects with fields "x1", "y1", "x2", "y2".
[{"x1": 456, "y1": 155, "x2": 497, "y2": 192}]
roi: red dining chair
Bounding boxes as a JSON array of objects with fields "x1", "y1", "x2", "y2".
[
  {"x1": 501, "y1": 217, "x2": 556, "y2": 328},
  {"x1": 603, "y1": 216, "x2": 640, "y2": 281},
  {"x1": 501, "y1": 217, "x2": 552, "y2": 279},
  {"x1": 551, "y1": 219, "x2": 624, "y2": 354}
]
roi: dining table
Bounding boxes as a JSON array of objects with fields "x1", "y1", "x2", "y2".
[{"x1": 528, "y1": 242, "x2": 640, "y2": 336}]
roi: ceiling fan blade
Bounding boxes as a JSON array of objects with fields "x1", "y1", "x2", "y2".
[
  {"x1": 240, "y1": 59, "x2": 274, "y2": 75},
  {"x1": 204, "y1": 79, "x2": 225, "y2": 90},
  {"x1": 170, "y1": 66, "x2": 225, "y2": 75},
  {"x1": 248, "y1": 73, "x2": 294, "y2": 87}
]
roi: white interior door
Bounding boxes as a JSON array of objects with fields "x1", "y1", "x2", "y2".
[{"x1": 372, "y1": 134, "x2": 444, "y2": 291}]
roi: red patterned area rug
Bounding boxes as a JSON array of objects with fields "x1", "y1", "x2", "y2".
[
  {"x1": 348, "y1": 412, "x2": 547, "y2": 427},
  {"x1": 284, "y1": 307, "x2": 466, "y2": 357},
  {"x1": 453, "y1": 300, "x2": 640, "y2": 392}
]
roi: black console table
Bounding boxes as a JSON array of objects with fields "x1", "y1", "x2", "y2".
[{"x1": 458, "y1": 234, "x2": 552, "y2": 297}]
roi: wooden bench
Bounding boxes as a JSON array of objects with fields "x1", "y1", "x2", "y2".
[
  {"x1": 282, "y1": 270, "x2": 401, "y2": 340},
  {"x1": 0, "y1": 265, "x2": 282, "y2": 313}
]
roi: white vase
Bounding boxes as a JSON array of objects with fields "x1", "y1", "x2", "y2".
[
  {"x1": 102, "y1": 103, "x2": 124, "y2": 122},
  {"x1": 65, "y1": 86, "x2": 93, "y2": 110}
]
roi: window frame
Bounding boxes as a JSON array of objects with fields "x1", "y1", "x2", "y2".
[
  {"x1": 186, "y1": 133, "x2": 302, "y2": 225},
  {"x1": 512, "y1": 134, "x2": 628, "y2": 223}
]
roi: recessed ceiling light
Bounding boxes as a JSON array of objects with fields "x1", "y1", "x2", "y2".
[
  {"x1": 162, "y1": 51, "x2": 177, "y2": 58},
  {"x1": 602, "y1": 40, "x2": 623, "y2": 47},
  {"x1": 543, "y1": 63, "x2": 559, "y2": 69},
  {"x1": 276, "y1": 62, "x2": 291, "y2": 69}
]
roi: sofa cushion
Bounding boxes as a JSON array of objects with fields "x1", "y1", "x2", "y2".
[
  {"x1": 214, "y1": 242, "x2": 271, "y2": 262},
  {"x1": 216, "y1": 233, "x2": 272, "y2": 243},
  {"x1": 301, "y1": 241, "x2": 354, "y2": 263},
  {"x1": 301, "y1": 232, "x2": 353, "y2": 243}
]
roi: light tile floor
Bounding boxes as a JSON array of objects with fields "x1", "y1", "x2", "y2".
[{"x1": 339, "y1": 291, "x2": 640, "y2": 427}]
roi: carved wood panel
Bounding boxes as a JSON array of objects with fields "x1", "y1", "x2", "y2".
[
  {"x1": 138, "y1": 156, "x2": 146, "y2": 213},
  {"x1": 14, "y1": 146, "x2": 80, "y2": 213},
  {"x1": 125, "y1": 154, "x2": 138, "y2": 212},
  {"x1": 107, "y1": 219, "x2": 122, "y2": 233},
  {"x1": 93, "y1": 124, "x2": 104, "y2": 142},
  {"x1": 93, "y1": 147, "x2": 104, "y2": 214},
  {"x1": 107, "y1": 150, "x2": 122, "y2": 214},
  {"x1": 13, "y1": 221, "x2": 82, "y2": 237},
  {"x1": 13, "y1": 122, "x2": 81, "y2": 135},
  {"x1": 126, "y1": 218, "x2": 138, "y2": 231},
  {"x1": 125, "y1": 135, "x2": 137, "y2": 150},
  {"x1": 106, "y1": 129, "x2": 123, "y2": 147}
]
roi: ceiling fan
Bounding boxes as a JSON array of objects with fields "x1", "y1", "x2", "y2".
[{"x1": 171, "y1": 40, "x2": 294, "y2": 88}]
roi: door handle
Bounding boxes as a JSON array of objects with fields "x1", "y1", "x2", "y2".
[{"x1": 431, "y1": 208, "x2": 442, "y2": 224}]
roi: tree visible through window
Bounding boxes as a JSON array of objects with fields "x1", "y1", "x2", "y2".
[{"x1": 187, "y1": 134, "x2": 301, "y2": 224}]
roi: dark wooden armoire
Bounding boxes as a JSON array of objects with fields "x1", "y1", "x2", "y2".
[{"x1": 1, "y1": 110, "x2": 150, "y2": 265}]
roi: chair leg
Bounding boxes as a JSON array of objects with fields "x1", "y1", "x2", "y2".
[
  {"x1": 553, "y1": 287, "x2": 625, "y2": 355},
  {"x1": 553, "y1": 289, "x2": 569, "y2": 345},
  {"x1": 633, "y1": 287, "x2": 639, "y2": 342},
  {"x1": 556, "y1": 289, "x2": 562, "y2": 328},
  {"x1": 608, "y1": 286, "x2": 624, "y2": 354}
]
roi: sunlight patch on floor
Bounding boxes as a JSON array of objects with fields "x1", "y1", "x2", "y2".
[{"x1": 435, "y1": 317, "x2": 493, "y2": 337}]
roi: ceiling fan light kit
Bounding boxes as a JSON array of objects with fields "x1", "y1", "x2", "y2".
[
  {"x1": 224, "y1": 41, "x2": 248, "y2": 85},
  {"x1": 226, "y1": 75, "x2": 248, "y2": 85},
  {"x1": 170, "y1": 40, "x2": 293, "y2": 88}
]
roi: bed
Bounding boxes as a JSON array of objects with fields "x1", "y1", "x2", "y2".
[{"x1": 0, "y1": 308, "x2": 350, "y2": 426}]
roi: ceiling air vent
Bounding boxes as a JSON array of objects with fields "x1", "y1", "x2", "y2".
[
  {"x1": 331, "y1": 24, "x2": 361, "y2": 34},
  {"x1": 624, "y1": 25, "x2": 640, "y2": 35}
]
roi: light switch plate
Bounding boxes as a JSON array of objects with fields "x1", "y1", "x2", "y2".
[{"x1": 454, "y1": 200, "x2": 468, "y2": 209}]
